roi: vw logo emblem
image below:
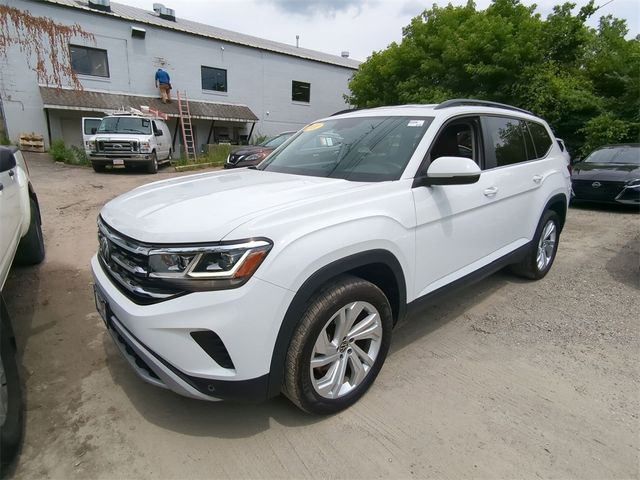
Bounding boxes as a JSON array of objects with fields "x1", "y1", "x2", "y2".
[
  {"x1": 99, "y1": 236, "x2": 111, "y2": 261},
  {"x1": 592, "y1": 181, "x2": 602, "y2": 188}
]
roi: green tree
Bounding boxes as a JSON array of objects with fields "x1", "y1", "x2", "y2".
[{"x1": 347, "y1": 0, "x2": 640, "y2": 154}]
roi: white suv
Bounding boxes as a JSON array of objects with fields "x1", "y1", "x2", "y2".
[
  {"x1": 1, "y1": 146, "x2": 45, "y2": 470},
  {"x1": 92, "y1": 100, "x2": 571, "y2": 414}
]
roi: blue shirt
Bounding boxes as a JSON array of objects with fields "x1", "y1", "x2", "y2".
[{"x1": 155, "y1": 69, "x2": 170, "y2": 84}]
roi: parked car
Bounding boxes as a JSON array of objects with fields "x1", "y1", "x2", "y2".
[
  {"x1": 91, "y1": 100, "x2": 570, "y2": 414},
  {"x1": 224, "y1": 131, "x2": 295, "y2": 168},
  {"x1": 87, "y1": 112, "x2": 173, "y2": 174},
  {"x1": 0, "y1": 146, "x2": 45, "y2": 473},
  {"x1": 571, "y1": 144, "x2": 640, "y2": 205}
]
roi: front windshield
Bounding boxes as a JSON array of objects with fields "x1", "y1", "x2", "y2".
[
  {"x1": 262, "y1": 133, "x2": 293, "y2": 148},
  {"x1": 98, "y1": 117, "x2": 152, "y2": 135},
  {"x1": 585, "y1": 146, "x2": 640, "y2": 165},
  {"x1": 257, "y1": 116, "x2": 433, "y2": 181}
]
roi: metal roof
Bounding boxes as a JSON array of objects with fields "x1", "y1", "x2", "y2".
[
  {"x1": 40, "y1": 86, "x2": 259, "y2": 122},
  {"x1": 39, "y1": 0, "x2": 361, "y2": 70}
]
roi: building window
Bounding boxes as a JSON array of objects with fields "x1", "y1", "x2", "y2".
[
  {"x1": 201, "y1": 66, "x2": 227, "y2": 92},
  {"x1": 292, "y1": 81, "x2": 310, "y2": 103},
  {"x1": 69, "y1": 45, "x2": 109, "y2": 77}
]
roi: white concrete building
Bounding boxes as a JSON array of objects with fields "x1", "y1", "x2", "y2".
[{"x1": 0, "y1": 0, "x2": 359, "y2": 151}]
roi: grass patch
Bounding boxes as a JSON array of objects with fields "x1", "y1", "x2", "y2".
[
  {"x1": 50, "y1": 139, "x2": 90, "y2": 166},
  {"x1": 173, "y1": 144, "x2": 230, "y2": 167}
]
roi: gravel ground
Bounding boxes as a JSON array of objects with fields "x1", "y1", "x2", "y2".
[{"x1": 3, "y1": 153, "x2": 639, "y2": 479}]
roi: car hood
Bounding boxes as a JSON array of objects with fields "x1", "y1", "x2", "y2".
[
  {"x1": 231, "y1": 146, "x2": 270, "y2": 157},
  {"x1": 100, "y1": 169, "x2": 363, "y2": 243},
  {"x1": 572, "y1": 163, "x2": 640, "y2": 182}
]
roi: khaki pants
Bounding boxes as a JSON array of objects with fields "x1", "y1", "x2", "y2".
[{"x1": 159, "y1": 83, "x2": 171, "y2": 103}]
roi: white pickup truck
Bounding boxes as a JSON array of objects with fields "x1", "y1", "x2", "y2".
[{"x1": 0, "y1": 146, "x2": 45, "y2": 472}]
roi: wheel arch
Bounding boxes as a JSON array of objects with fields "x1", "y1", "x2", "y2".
[
  {"x1": 266, "y1": 249, "x2": 406, "y2": 398},
  {"x1": 544, "y1": 193, "x2": 568, "y2": 233}
]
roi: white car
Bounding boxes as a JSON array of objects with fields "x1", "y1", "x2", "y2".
[
  {"x1": 0, "y1": 146, "x2": 44, "y2": 470},
  {"x1": 556, "y1": 138, "x2": 571, "y2": 165},
  {"x1": 87, "y1": 113, "x2": 173, "y2": 174},
  {"x1": 92, "y1": 100, "x2": 571, "y2": 414}
]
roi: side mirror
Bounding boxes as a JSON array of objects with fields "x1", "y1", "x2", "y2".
[
  {"x1": 91, "y1": 128, "x2": 97, "y2": 134},
  {"x1": 419, "y1": 156, "x2": 481, "y2": 186},
  {"x1": 0, "y1": 149, "x2": 17, "y2": 173},
  {"x1": 155, "y1": 130, "x2": 163, "y2": 137}
]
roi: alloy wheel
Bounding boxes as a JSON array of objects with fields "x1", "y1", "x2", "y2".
[
  {"x1": 536, "y1": 220, "x2": 557, "y2": 271},
  {"x1": 310, "y1": 301, "x2": 383, "y2": 399}
]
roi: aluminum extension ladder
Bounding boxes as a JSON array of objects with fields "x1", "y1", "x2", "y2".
[{"x1": 177, "y1": 91, "x2": 196, "y2": 161}]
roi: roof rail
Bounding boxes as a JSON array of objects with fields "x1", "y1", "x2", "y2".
[{"x1": 434, "y1": 99, "x2": 533, "y2": 115}]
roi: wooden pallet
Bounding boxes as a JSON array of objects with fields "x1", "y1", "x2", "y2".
[{"x1": 19, "y1": 133, "x2": 45, "y2": 153}]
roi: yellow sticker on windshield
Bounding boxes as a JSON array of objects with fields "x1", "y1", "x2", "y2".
[{"x1": 303, "y1": 122, "x2": 324, "y2": 132}]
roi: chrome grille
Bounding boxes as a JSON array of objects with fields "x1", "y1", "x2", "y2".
[
  {"x1": 228, "y1": 153, "x2": 245, "y2": 165},
  {"x1": 98, "y1": 219, "x2": 183, "y2": 304},
  {"x1": 97, "y1": 141, "x2": 139, "y2": 153}
]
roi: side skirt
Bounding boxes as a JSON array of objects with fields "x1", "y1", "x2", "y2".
[{"x1": 405, "y1": 242, "x2": 531, "y2": 317}]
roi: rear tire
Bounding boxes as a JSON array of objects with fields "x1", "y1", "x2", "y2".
[
  {"x1": 147, "y1": 152, "x2": 158, "y2": 174},
  {"x1": 283, "y1": 275, "x2": 392, "y2": 414},
  {"x1": 15, "y1": 197, "x2": 45, "y2": 266},
  {"x1": 0, "y1": 296, "x2": 24, "y2": 477},
  {"x1": 511, "y1": 210, "x2": 560, "y2": 280},
  {"x1": 91, "y1": 162, "x2": 106, "y2": 173}
]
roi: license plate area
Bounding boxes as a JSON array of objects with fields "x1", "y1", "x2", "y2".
[
  {"x1": 94, "y1": 286, "x2": 110, "y2": 328},
  {"x1": 112, "y1": 159, "x2": 124, "y2": 166}
]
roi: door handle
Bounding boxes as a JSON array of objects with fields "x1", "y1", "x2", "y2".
[
  {"x1": 0, "y1": 182, "x2": 3, "y2": 192},
  {"x1": 8, "y1": 169, "x2": 14, "y2": 178},
  {"x1": 483, "y1": 186, "x2": 498, "y2": 197},
  {"x1": 533, "y1": 175, "x2": 543, "y2": 184}
]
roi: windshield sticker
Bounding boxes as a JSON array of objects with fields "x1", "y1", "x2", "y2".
[
  {"x1": 407, "y1": 120, "x2": 425, "y2": 127},
  {"x1": 303, "y1": 122, "x2": 324, "y2": 132},
  {"x1": 142, "y1": 119, "x2": 150, "y2": 127}
]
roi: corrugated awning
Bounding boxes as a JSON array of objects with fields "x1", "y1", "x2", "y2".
[{"x1": 39, "y1": 86, "x2": 258, "y2": 123}]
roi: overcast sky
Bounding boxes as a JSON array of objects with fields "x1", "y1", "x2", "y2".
[{"x1": 115, "y1": 0, "x2": 639, "y2": 61}]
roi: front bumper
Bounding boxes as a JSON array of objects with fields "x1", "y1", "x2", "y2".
[
  {"x1": 90, "y1": 153, "x2": 153, "y2": 164},
  {"x1": 91, "y1": 255, "x2": 295, "y2": 402}
]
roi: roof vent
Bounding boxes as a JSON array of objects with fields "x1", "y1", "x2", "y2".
[
  {"x1": 88, "y1": 0, "x2": 111, "y2": 12},
  {"x1": 152, "y1": 3, "x2": 176, "y2": 21},
  {"x1": 341, "y1": 51, "x2": 350, "y2": 58}
]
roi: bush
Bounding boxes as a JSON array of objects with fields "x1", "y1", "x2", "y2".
[
  {"x1": 174, "y1": 143, "x2": 231, "y2": 167},
  {"x1": 0, "y1": 133, "x2": 10, "y2": 145},
  {"x1": 49, "y1": 140, "x2": 89, "y2": 166}
]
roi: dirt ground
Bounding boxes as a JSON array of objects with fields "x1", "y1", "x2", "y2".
[{"x1": 3, "y1": 153, "x2": 639, "y2": 479}]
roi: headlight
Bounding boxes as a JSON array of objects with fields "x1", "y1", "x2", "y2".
[
  {"x1": 245, "y1": 152, "x2": 266, "y2": 162},
  {"x1": 147, "y1": 239, "x2": 272, "y2": 290},
  {"x1": 140, "y1": 141, "x2": 151, "y2": 152},
  {"x1": 88, "y1": 140, "x2": 96, "y2": 151}
]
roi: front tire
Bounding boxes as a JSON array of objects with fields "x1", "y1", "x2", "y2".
[
  {"x1": 15, "y1": 197, "x2": 45, "y2": 266},
  {"x1": 91, "y1": 162, "x2": 106, "y2": 173},
  {"x1": 0, "y1": 296, "x2": 24, "y2": 477},
  {"x1": 147, "y1": 152, "x2": 158, "y2": 174},
  {"x1": 511, "y1": 210, "x2": 560, "y2": 280},
  {"x1": 283, "y1": 275, "x2": 392, "y2": 414}
]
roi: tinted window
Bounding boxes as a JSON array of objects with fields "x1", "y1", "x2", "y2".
[
  {"x1": 585, "y1": 146, "x2": 640, "y2": 165},
  {"x1": 430, "y1": 121, "x2": 478, "y2": 162},
  {"x1": 201, "y1": 66, "x2": 227, "y2": 92},
  {"x1": 258, "y1": 116, "x2": 433, "y2": 182},
  {"x1": 292, "y1": 81, "x2": 310, "y2": 103},
  {"x1": 527, "y1": 121, "x2": 553, "y2": 158},
  {"x1": 70, "y1": 45, "x2": 109, "y2": 77},
  {"x1": 483, "y1": 116, "x2": 527, "y2": 167}
]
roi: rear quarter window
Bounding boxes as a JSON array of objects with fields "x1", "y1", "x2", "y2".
[{"x1": 526, "y1": 121, "x2": 553, "y2": 158}]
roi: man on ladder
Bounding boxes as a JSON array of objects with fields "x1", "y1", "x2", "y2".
[{"x1": 155, "y1": 68, "x2": 172, "y2": 104}]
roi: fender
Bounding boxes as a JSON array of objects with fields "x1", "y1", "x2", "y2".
[{"x1": 266, "y1": 249, "x2": 406, "y2": 398}]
